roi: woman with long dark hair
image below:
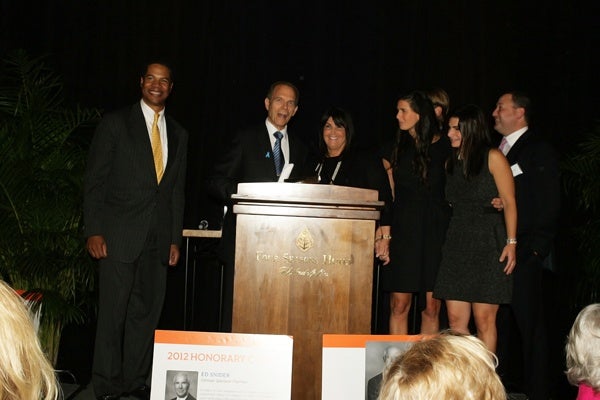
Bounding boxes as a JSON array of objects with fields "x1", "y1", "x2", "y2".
[
  {"x1": 381, "y1": 91, "x2": 451, "y2": 334},
  {"x1": 434, "y1": 104, "x2": 516, "y2": 352}
]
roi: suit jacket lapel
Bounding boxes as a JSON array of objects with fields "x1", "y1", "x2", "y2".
[
  {"x1": 260, "y1": 125, "x2": 272, "y2": 156},
  {"x1": 164, "y1": 116, "x2": 180, "y2": 178},
  {"x1": 259, "y1": 126, "x2": 278, "y2": 179},
  {"x1": 506, "y1": 129, "x2": 532, "y2": 164},
  {"x1": 288, "y1": 132, "x2": 298, "y2": 162},
  {"x1": 130, "y1": 103, "x2": 158, "y2": 183}
]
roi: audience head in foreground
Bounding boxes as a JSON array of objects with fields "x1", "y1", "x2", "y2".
[
  {"x1": 0, "y1": 280, "x2": 59, "y2": 400},
  {"x1": 565, "y1": 303, "x2": 600, "y2": 398},
  {"x1": 378, "y1": 330, "x2": 506, "y2": 400}
]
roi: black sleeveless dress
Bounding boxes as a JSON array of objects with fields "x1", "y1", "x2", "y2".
[
  {"x1": 381, "y1": 135, "x2": 451, "y2": 294},
  {"x1": 434, "y1": 151, "x2": 513, "y2": 304}
]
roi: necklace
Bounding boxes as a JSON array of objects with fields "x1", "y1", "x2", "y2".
[{"x1": 315, "y1": 160, "x2": 342, "y2": 184}]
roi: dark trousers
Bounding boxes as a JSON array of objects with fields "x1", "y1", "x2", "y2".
[
  {"x1": 497, "y1": 249, "x2": 549, "y2": 400},
  {"x1": 92, "y1": 229, "x2": 167, "y2": 397}
]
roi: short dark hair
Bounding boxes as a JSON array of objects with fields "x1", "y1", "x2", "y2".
[
  {"x1": 317, "y1": 106, "x2": 355, "y2": 157},
  {"x1": 266, "y1": 81, "x2": 299, "y2": 104},
  {"x1": 140, "y1": 60, "x2": 174, "y2": 82},
  {"x1": 506, "y1": 91, "x2": 532, "y2": 124}
]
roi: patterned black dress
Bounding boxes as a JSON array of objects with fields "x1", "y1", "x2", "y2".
[{"x1": 434, "y1": 150, "x2": 512, "y2": 304}]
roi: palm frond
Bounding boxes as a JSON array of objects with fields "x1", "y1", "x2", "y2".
[
  {"x1": 0, "y1": 49, "x2": 100, "y2": 363},
  {"x1": 561, "y1": 120, "x2": 600, "y2": 306}
]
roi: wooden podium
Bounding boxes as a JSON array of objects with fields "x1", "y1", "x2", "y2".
[{"x1": 231, "y1": 182, "x2": 383, "y2": 400}]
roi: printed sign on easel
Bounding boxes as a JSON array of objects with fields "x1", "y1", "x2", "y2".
[
  {"x1": 151, "y1": 330, "x2": 293, "y2": 400},
  {"x1": 322, "y1": 334, "x2": 423, "y2": 400}
]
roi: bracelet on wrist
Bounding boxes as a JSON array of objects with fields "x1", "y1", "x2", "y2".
[
  {"x1": 376, "y1": 234, "x2": 392, "y2": 241},
  {"x1": 506, "y1": 238, "x2": 517, "y2": 245}
]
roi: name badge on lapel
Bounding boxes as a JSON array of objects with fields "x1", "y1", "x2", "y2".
[{"x1": 511, "y1": 163, "x2": 523, "y2": 177}]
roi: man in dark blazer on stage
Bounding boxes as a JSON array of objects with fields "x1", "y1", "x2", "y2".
[
  {"x1": 492, "y1": 91, "x2": 560, "y2": 400},
  {"x1": 84, "y1": 62, "x2": 188, "y2": 400},
  {"x1": 170, "y1": 372, "x2": 196, "y2": 400},
  {"x1": 206, "y1": 81, "x2": 311, "y2": 332}
]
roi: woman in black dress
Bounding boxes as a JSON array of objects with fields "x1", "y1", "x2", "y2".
[
  {"x1": 382, "y1": 91, "x2": 451, "y2": 334},
  {"x1": 313, "y1": 106, "x2": 393, "y2": 263},
  {"x1": 433, "y1": 104, "x2": 516, "y2": 352}
]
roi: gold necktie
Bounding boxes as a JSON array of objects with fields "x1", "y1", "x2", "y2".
[{"x1": 151, "y1": 112, "x2": 164, "y2": 182}]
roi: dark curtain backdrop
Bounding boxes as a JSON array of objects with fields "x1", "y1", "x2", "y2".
[{"x1": 1, "y1": 0, "x2": 596, "y2": 228}]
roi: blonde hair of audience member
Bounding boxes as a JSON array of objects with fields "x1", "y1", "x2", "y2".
[
  {"x1": 565, "y1": 303, "x2": 600, "y2": 391},
  {"x1": 377, "y1": 331, "x2": 506, "y2": 400},
  {"x1": 0, "y1": 280, "x2": 60, "y2": 400}
]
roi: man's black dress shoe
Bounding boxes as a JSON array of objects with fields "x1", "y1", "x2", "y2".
[
  {"x1": 97, "y1": 395, "x2": 120, "y2": 400},
  {"x1": 129, "y1": 385, "x2": 151, "y2": 400}
]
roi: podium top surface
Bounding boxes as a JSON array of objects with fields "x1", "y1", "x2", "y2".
[
  {"x1": 232, "y1": 182, "x2": 383, "y2": 208},
  {"x1": 182, "y1": 229, "x2": 222, "y2": 238}
]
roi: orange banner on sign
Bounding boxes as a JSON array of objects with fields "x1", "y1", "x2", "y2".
[
  {"x1": 155, "y1": 330, "x2": 292, "y2": 347},
  {"x1": 322, "y1": 334, "x2": 426, "y2": 348}
]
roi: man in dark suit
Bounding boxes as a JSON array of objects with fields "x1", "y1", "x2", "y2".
[
  {"x1": 206, "y1": 81, "x2": 311, "y2": 332},
  {"x1": 84, "y1": 62, "x2": 188, "y2": 400},
  {"x1": 492, "y1": 91, "x2": 560, "y2": 400},
  {"x1": 170, "y1": 372, "x2": 196, "y2": 400},
  {"x1": 366, "y1": 346, "x2": 404, "y2": 400}
]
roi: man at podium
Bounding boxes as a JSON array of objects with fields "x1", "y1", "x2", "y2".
[{"x1": 206, "y1": 81, "x2": 311, "y2": 332}]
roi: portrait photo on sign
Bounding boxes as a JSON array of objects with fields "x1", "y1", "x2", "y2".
[
  {"x1": 364, "y1": 340, "x2": 413, "y2": 400},
  {"x1": 164, "y1": 370, "x2": 198, "y2": 400}
]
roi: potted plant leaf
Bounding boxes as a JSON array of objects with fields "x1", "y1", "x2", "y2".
[
  {"x1": 0, "y1": 49, "x2": 100, "y2": 365},
  {"x1": 561, "y1": 120, "x2": 600, "y2": 307}
]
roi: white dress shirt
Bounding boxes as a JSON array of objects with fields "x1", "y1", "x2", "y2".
[
  {"x1": 265, "y1": 118, "x2": 290, "y2": 163},
  {"x1": 141, "y1": 99, "x2": 169, "y2": 167}
]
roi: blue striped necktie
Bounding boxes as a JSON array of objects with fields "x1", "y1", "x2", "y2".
[{"x1": 273, "y1": 131, "x2": 284, "y2": 176}]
